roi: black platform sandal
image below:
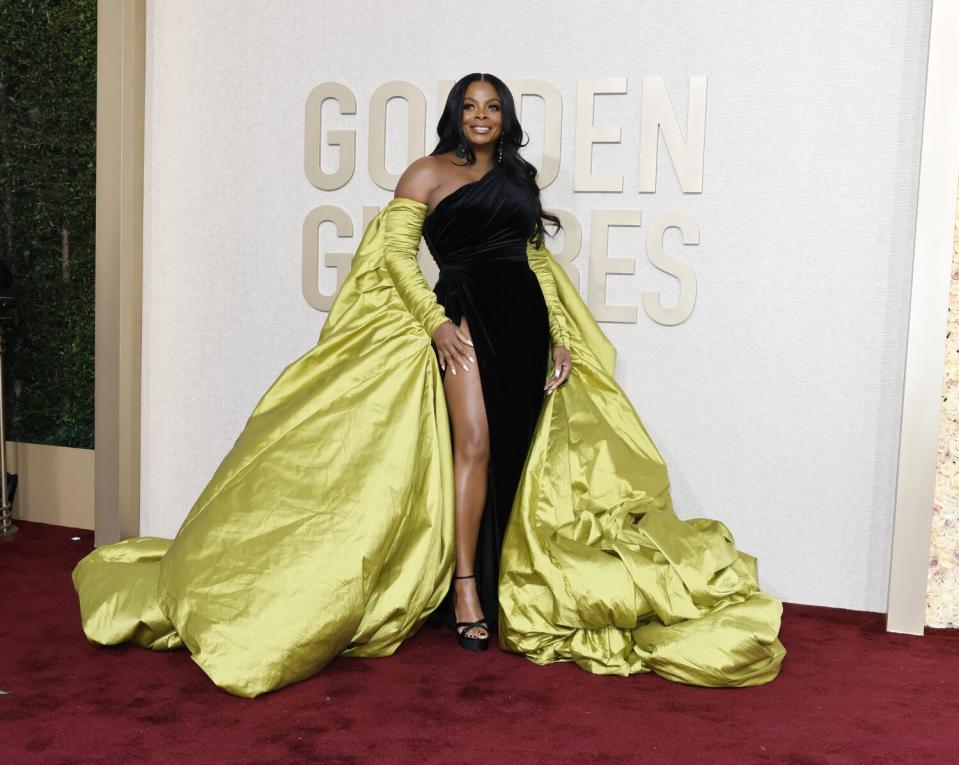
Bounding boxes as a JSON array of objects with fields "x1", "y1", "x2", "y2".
[{"x1": 452, "y1": 573, "x2": 489, "y2": 652}]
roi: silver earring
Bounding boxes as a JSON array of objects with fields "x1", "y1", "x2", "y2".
[{"x1": 497, "y1": 136, "x2": 503, "y2": 163}]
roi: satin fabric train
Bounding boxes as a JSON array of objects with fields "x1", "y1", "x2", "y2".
[{"x1": 72, "y1": 197, "x2": 785, "y2": 697}]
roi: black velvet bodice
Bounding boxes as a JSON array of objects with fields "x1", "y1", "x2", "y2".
[{"x1": 422, "y1": 164, "x2": 537, "y2": 273}]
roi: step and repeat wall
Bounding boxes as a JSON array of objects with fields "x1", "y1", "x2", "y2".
[{"x1": 140, "y1": 0, "x2": 933, "y2": 612}]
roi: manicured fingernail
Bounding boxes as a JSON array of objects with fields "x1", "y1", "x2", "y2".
[
  {"x1": 464, "y1": 364, "x2": 470, "y2": 372},
  {"x1": 452, "y1": 368, "x2": 457, "y2": 375},
  {"x1": 547, "y1": 388, "x2": 554, "y2": 395},
  {"x1": 466, "y1": 339, "x2": 474, "y2": 346},
  {"x1": 469, "y1": 356, "x2": 475, "y2": 363},
  {"x1": 555, "y1": 368, "x2": 561, "y2": 378}
]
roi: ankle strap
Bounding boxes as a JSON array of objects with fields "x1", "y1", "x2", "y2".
[{"x1": 453, "y1": 573, "x2": 476, "y2": 579}]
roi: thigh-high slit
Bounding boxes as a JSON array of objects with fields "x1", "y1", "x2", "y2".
[{"x1": 428, "y1": 262, "x2": 550, "y2": 631}]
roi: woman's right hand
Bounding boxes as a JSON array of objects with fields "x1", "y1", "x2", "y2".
[{"x1": 431, "y1": 320, "x2": 475, "y2": 375}]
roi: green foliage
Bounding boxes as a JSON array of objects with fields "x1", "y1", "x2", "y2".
[{"x1": 0, "y1": 0, "x2": 96, "y2": 448}]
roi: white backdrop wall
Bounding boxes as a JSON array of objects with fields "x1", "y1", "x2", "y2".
[{"x1": 140, "y1": 0, "x2": 933, "y2": 612}]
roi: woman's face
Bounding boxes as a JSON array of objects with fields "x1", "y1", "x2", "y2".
[{"x1": 461, "y1": 80, "x2": 502, "y2": 151}]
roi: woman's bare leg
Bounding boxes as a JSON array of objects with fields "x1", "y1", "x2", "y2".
[{"x1": 441, "y1": 315, "x2": 490, "y2": 640}]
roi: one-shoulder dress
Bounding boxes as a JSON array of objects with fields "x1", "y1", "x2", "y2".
[{"x1": 421, "y1": 164, "x2": 555, "y2": 629}]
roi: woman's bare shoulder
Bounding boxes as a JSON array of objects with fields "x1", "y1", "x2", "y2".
[{"x1": 395, "y1": 155, "x2": 449, "y2": 203}]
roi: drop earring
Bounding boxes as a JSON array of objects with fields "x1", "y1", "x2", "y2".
[
  {"x1": 455, "y1": 141, "x2": 467, "y2": 158},
  {"x1": 497, "y1": 136, "x2": 503, "y2": 163}
]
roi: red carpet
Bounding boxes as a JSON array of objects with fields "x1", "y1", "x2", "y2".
[{"x1": 1, "y1": 520, "x2": 957, "y2": 764}]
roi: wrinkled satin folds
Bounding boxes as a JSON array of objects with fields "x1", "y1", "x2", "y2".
[
  {"x1": 72, "y1": 197, "x2": 785, "y2": 697},
  {"x1": 496, "y1": 259, "x2": 786, "y2": 684}
]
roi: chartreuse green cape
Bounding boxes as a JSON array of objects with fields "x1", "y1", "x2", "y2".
[{"x1": 73, "y1": 197, "x2": 785, "y2": 698}]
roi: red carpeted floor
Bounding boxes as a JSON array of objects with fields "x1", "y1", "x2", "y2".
[{"x1": 1, "y1": 520, "x2": 957, "y2": 764}]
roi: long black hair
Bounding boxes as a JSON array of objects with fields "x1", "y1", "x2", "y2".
[{"x1": 429, "y1": 73, "x2": 561, "y2": 248}]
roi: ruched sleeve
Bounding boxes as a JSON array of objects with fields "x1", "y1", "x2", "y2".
[
  {"x1": 383, "y1": 197, "x2": 450, "y2": 338},
  {"x1": 527, "y1": 242, "x2": 571, "y2": 349}
]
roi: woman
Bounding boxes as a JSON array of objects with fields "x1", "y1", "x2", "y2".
[
  {"x1": 396, "y1": 75, "x2": 573, "y2": 650},
  {"x1": 72, "y1": 73, "x2": 786, "y2": 698}
]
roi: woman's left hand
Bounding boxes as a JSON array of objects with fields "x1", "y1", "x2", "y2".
[{"x1": 544, "y1": 346, "x2": 572, "y2": 395}]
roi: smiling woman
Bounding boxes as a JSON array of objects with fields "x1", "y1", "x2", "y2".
[
  {"x1": 72, "y1": 72, "x2": 785, "y2": 698},
  {"x1": 391, "y1": 75, "x2": 574, "y2": 649}
]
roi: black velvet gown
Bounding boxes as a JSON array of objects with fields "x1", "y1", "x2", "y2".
[{"x1": 422, "y1": 164, "x2": 552, "y2": 630}]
